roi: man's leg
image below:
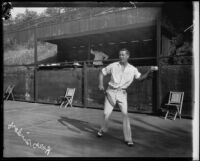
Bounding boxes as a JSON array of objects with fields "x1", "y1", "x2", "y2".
[
  {"x1": 117, "y1": 91, "x2": 133, "y2": 145},
  {"x1": 98, "y1": 90, "x2": 116, "y2": 135}
]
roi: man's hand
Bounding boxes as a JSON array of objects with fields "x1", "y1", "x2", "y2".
[
  {"x1": 137, "y1": 66, "x2": 158, "y2": 81},
  {"x1": 150, "y1": 66, "x2": 158, "y2": 72},
  {"x1": 99, "y1": 70, "x2": 105, "y2": 91},
  {"x1": 98, "y1": 84, "x2": 104, "y2": 91}
]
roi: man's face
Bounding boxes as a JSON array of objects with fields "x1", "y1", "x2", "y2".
[{"x1": 119, "y1": 50, "x2": 129, "y2": 63}]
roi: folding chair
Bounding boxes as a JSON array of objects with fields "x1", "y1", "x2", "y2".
[
  {"x1": 161, "y1": 91, "x2": 184, "y2": 120},
  {"x1": 4, "y1": 85, "x2": 15, "y2": 101},
  {"x1": 60, "y1": 88, "x2": 75, "y2": 108}
]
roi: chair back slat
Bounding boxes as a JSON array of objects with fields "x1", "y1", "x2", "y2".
[
  {"x1": 4, "y1": 85, "x2": 15, "y2": 100},
  {"x1": 65, "y1": 88, "x2": 75, "y2": 97},
  {"x1": 60, "y1": 88, "x2": 76, "y2": 108},
  {"x1": 5, "y1": 85, "x2": 14, "y2": 93},
  {"x1": 168, "y1": 92, "x2": 184, "y2": 104},
  {"x1": 163, "y1": 91, "x2": 184, "y2": 120}
]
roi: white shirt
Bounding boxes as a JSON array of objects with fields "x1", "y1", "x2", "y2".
[
  {"x1": 102, "y1": 62, "x2": 141, "y2": 89},
  {"x1": 91, "y1": 50, "x2": 109, "y2": 65}
]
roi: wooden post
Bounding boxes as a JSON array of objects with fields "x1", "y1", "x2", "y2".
[
  {"x1": 88, "y1": 38, "x2": 91, "y2": 61},
  {"x1": 34, "y1": 26, "x2": 38, "y2": 102},
  {"x1": 83, "y1": 62, "x2": 88, "y2": 108},
  {"x1": 154, "y1": 17, "x2": 161, "y2": 113}
]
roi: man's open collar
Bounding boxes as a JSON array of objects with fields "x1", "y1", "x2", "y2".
[{"x1": 117, "y1": 62, "x2": 131, "y2": 68}]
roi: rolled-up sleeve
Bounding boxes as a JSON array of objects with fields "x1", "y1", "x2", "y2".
[
  {"x1": 102, "y1": 64, "x2": 112, "y2": 76},
  {"x1": 134, "y1": 68, "x2": 141, "y2": 79}
]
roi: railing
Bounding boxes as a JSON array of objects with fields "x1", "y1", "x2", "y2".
[
  {"x1": 4, "y1": 7, "x2": 132, "y2": 34},
  {"x1": 4, "y1": 55, "x2": 193, "y2": 68},
  {"x1": 4, "y1": 57, "x2": 157, "y2": 67}
]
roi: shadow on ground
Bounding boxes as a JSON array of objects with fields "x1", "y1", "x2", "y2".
[
  {"x1": 57, "y1": 116, "x2": 123, "y2": 143},
  {"x1": 57, "y1": 115, "x2": 192, "y2": 155},
  {"x1": 57, "y1": 116, "x2": 192, "y2": 157},
  {"x1": 110, "y1": 117, "x2": 190, "y2": 137},
  {"x1": 109, "y1": 117, "x2": 192, "y2": 156},
  {"x1": 57, "y1": 116, "x2": 99, "y2": 135}
]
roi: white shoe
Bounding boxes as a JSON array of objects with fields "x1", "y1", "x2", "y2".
[
  {"x1": 97, "y1": 130, "x2": 104, "y2": 137},
  {"x1": 125, "y1": 140, "x2": 134, "y2": 147}
]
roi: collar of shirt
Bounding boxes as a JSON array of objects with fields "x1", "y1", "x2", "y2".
[
  {"x1": 108, "y1": 62, "x2": 135, "y2": 89},
  {"x1": 117, "y1": 62, "x2": 132, "y2": 71}
]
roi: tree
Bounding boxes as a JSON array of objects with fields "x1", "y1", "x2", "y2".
[
  {"x1": 61, "y1": 7, "x2": 78, "y2": 13},
  {"x1": 24, "y1": 9, "x2": 38, "y2": 20},
  {"x1": 3, "y1": 15, "x2": 15, "y2": 26},
  {"x1": 44, "y1": 7, "x2": 80, "y2": 17},
  {"x1": 14, "y1": 9, "x2": 38, "y2": 24},
  {"x1": 44, "y1": 8, "x2": 61, "y2": 17}
]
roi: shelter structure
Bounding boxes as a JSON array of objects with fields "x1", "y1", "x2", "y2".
[{"x1": 4, "y1": 2, "x2": 194, "y2": 117}]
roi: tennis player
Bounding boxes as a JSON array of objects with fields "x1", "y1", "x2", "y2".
[{"x1": 97, "y1": 48, "x2": 158, "y2": 146}]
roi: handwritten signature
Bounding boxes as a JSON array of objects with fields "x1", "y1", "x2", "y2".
[{"x1": 8, "y1": 122, "x2": 52, "y2": 156}]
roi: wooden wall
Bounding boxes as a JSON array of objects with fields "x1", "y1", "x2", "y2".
[
  {"x1": 4, "y1": 66, "x2": 153, "y2": 113},
  {"x1": 4, "y1": 64, "x2": 194, "y2": 117},
  {"x1": 36, "y1": 8, "x2": 160, "y2": 40},
  {"x1": 4, "y1": 8, "x2": 160, "y2": 44},
  {"x1": 37, "y1": 68, "x2": 83, "y2": 105},
  {"x1": 4, "y1": 67, "x2": 35, "y2": 101},
  {"x1": 160, "y1": 65, "x2": 194, "y2": 117}
]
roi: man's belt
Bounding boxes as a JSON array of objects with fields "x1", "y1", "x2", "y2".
[
  {"x1": 108, "y1": 86, "x2": 126, "y2": 91},
  {"x1": 105, "y1": 86, "x2": 126, "y2": 106}
]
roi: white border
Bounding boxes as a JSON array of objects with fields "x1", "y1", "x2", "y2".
[{"x1": 193, "y1": 2, "x2": 199, "y2": 161}]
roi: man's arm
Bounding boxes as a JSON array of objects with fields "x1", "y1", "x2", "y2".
[
  {"x1": 90, "y1": 49, "x2": 95, "y2": 55},
  {"x1": 103, "y1": 53, "x2": 109, "y2": 60},
  {"x1": 136, "y1": 66, "x2": 158, "y2": 81},
  {"x1": 98, "y1": 71, "x2": 105, "y2": 91},
  {"x1": 99, "y1": 63, "x2": 113, "y2": 90},
  {"x1": 137, "y1": 69, "x2": 152, "y2": 81}
]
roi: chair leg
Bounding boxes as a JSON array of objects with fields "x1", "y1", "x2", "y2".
[
  {"x1": 165, "y1": 111, "x2": 169, "y2": 120},
  {"x1": 69, "y1": 100, "x2": 73, "y2": 108},
  {"x1": 173, "y1": 112, "x2": 177, "y2": 120},
  {"x1": 4, "y1": 95, "x2": 6, "y2": 100},
  {"x1": 65, "y1": 102, "x2": 72, "y2": 108},
  {"x1": 66, "y1": 103, "x2": 70, "y2": 108},
  {"x1": 11, "y1": 93, "x2": 14, "y2": 101},
  {"x1": 60, "y1": 102, "x2": 65, "y2": 108},
  {"x1": 64, "y1": 98, "x2": 69, "y2": 108},
  {"x1": 179, "y1": 112, "x2": 182, "y2": 119},
  {"x1": 64, "y1": 103, "x2": 68, "y2": 108},
  {"x1": 6, "y1": 94, "x2": 10, "y2": 100}
]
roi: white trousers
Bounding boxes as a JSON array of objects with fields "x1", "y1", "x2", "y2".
[{"x1": 100, "y1": 88, "x2": 132, "y2": 142}]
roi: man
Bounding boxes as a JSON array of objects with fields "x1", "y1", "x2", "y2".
[
  {"x1": 97, "y1": 48, "x2": 157, "y2": 146},
  {"x1": 90, "y1": 48, "x2": 109, "y2": 65}
]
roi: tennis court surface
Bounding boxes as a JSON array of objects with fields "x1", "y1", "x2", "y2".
[{"x1": 4, "y1": 101, "x2": 192, "y2": 157}]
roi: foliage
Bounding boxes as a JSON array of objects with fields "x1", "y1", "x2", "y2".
[
  {"x1": 4, "y1": 42, "x2": 57, "y2": 65},
  {"x1": 4, "y1": 7, "x2": 79, "y2": 26},
  {"x1": 14, "y1": 9, "x2": 39, "y2": 24}
]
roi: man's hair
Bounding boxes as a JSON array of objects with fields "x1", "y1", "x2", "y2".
[
  {"x1": 92, "y1": 46, "x2": 101, "y2": 51},
  {"x1": 119, "y1": 48, "x2": 130, "y2": 56}
]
